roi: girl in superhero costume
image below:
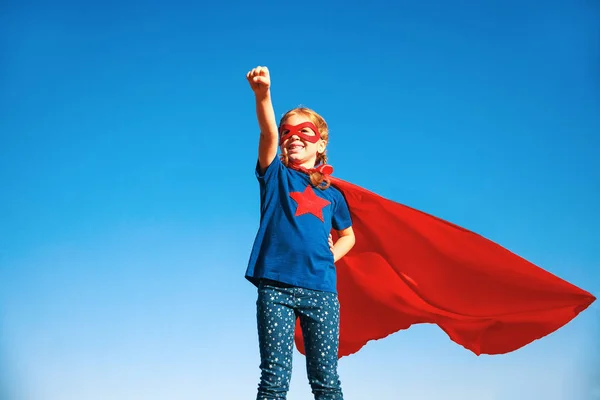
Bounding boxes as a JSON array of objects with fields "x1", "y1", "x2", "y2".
[
  {"x1": 245, "y1": 65, "x2": 596, "y2": 398},
  {"x1": 245, "y1": 66, "x2": 355, "y2": 400}
]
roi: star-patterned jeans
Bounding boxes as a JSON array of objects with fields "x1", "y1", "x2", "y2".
[{"x1": 256, "y1": 279, "x2": 343, "y2": 400}]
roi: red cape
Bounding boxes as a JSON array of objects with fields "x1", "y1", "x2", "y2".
[{"x1": 294, "y1": 177, "x2": 596, "y2": 358}]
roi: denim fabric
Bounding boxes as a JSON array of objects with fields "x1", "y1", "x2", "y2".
[{"x1": 256, "y1": 280, "x2": 343, "y2": 400}]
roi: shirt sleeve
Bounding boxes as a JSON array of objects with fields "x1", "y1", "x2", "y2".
[
  {"x1": 332, "y1": 190, "x2": 352, "y2": 231},
  {"x1": 255, "y1": 155, "x2": 283, "y2": 184}
]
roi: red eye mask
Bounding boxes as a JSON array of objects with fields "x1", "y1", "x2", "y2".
[{"x1": 279, "y1": 122, "x2": 321, "y2": 144}]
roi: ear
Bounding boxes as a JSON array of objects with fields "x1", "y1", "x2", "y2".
[{"x1": 317, "y1": 139, "x2": 327, "y2": 154}]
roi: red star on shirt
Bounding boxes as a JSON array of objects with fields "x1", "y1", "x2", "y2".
[{"x1": 289, "y1": 185, "x2": 331, "y2": 222}]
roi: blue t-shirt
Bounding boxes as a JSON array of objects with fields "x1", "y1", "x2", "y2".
[{"x1": 245, "y1": 156, "x2": 352, "y2": 293}]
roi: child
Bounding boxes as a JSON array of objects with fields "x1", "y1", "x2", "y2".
[{"x1": 244, "y1": 65, "x2": 355, "y2": 400}]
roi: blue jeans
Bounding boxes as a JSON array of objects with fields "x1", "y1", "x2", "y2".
[{"x1": 255, "y1": 279, "x2": 344, "y2": 400}]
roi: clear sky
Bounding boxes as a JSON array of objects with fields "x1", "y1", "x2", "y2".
[{"x1": 1, "y1": 1, "x2": 599, "y2": 399}]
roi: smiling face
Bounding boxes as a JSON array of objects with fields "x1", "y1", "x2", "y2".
[{"x1": 279, "y1": 113, "x2": 327, "y2": 168}]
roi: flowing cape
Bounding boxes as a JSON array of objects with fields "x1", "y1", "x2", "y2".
[{"x1": 294, "y1": 177, "x2": 596, "y2": 358}]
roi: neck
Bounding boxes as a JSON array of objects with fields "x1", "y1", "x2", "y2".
[
  {"x1": 287, "y1": 158, "x2": 334, "y2": 177},
  {"x1": 294, "y1": 161, "x2": 317, "y2": 169},
  {"x1": 289, "y1": 157, "x2": 318, "y2": 170}
]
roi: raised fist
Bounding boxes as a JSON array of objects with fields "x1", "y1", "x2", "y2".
[{"x1": 246, "y1": 66, "x2": 271, "y2": 97}]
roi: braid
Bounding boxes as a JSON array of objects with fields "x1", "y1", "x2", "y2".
[
  {"x1": 310, "y1": 150, "x2": 330, "y2": 190},
  {"x1": 318, "y1": 151, "x2": 328, "y2": 166},
  {"x1": 309, "y1": 170, "x2": 330, "y2": 190}
]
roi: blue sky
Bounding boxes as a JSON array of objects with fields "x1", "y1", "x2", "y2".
[{"x1": 1, "y1": 1, "x2": 599, "y2": 399}]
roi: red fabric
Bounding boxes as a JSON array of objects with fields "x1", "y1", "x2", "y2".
[
  {"x1": 293, "y1": 177, "x2": 596, "y2": 358},
  {"x1": 289, "y1": 185, "x2": 331, "y2": 222},
  {"x1": 279, "y1": 122, "x2": 322, "y2": 144}
]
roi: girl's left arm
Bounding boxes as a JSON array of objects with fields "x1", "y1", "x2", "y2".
[{"x1": 331, "y1": 227, "x2": 355, "y2": 263}]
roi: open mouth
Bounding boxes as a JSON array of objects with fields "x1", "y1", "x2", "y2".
[{"x1": 287, "y1": 142, "x2": 305, "y2": 152}]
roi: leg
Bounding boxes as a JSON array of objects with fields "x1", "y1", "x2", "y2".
[
  {"x1": 256, "y1": 281, "x2": 297, "y2": 400},
  {"x1": 296, "y1": 287, "x2": 343, "y2": 400}
]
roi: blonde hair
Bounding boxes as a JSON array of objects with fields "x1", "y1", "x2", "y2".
[{"x1": 279, "y1": 107, "x2": 330, "y2": 189}]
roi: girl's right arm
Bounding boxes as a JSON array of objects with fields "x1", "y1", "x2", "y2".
[{"x1": 246, "y1": 66, "x2": 278, "y2": 172}]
